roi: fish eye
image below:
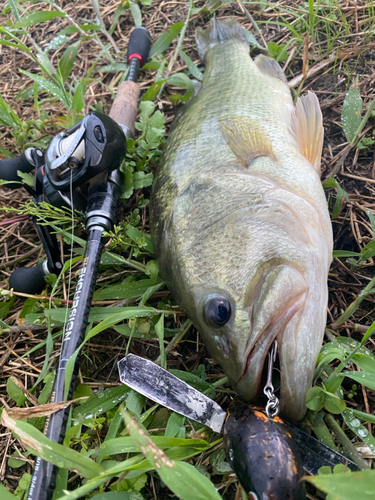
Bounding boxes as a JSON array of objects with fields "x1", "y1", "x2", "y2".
[{"x1": 204, "y1": 294, "x2": 231, "y2": 327}]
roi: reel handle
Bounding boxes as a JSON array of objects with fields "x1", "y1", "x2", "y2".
[
  {"x1": 0, "y1": 150, "x2": 37, "y2": 189},
  {"x1": 8, "y1": 224, "x2": 62, "y2": 294},
  {"x1": 9, "y1": 262, "x2": 48, "y2": 294}
]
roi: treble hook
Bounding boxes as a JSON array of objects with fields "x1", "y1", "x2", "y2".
[{"x1": 263, "y1": 340, "x2": 280, "y2": 418}]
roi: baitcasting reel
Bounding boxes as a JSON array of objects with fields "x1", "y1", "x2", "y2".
[{"x1": 1, "y1": 111, "x2": 127, "y2": 294}]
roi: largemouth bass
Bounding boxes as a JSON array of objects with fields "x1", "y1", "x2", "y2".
[{"x1": 150, "y1": 18, "x2": 333, "y2": 422}]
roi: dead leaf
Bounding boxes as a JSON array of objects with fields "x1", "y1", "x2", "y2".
[
  {"x1": 10, "y1": 376, "x2": 39, "y2": 406},
  {"x1": 4, "y1": 397, "x2": 88, "y2": 420}
]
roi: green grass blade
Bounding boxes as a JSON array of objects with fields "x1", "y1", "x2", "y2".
[
  {"x1": 360, "y1": 319, "x2": 375, "y2": 345},
  {"x1": 306, "y1": 470, "x2": 375, "y2": 500},
  {"x1": 93, "y1": 278, "x2": 162, "y2": 300},
  {"x1": 129, "y1": 1, "x2": 142, "y2": 27},
  {"x1": 0, "y1": 27, "x2": 32, "y2": 53},
  {"x1": 58, "y1": 42, "x2": 81, "y2": 84},
  {"x1": 99, "y1": 436, "x2": 209, "y2": 460},
  {"x1": 342, "y1": 371, "x2": 375, "y2": 391},
  {"x1": 72, "y1": 79, "x2": 85, "y2": 113},
  {"x1": 179, "y1": 49, "x2": 203, "y2": 80},
  {"x1": 57, "y1": 455, "x2": 144, "y2": 500},
  {"x1": 0, "y1": 94, "x2": 23, "y2": 128},
  {"x1": 332, "y1": 250, "x2": 360, "y2": 257},
  {"x1": 26, "y1": 306, "x2": 158, "y2": 325},
  {"x1": 157, "y1": 461, "x2": 224, "y2": 500},
  {"x1": 352, "y1": 409, "x2": 375, "y2": 425},
  {"x1": 122, "y1": 409, "x2": 223, "y2": 500},
  {"x1": 126, "y1": 225, "x2": 154, "y2": 253},
  {"x1": 2, "y1": 412, "x2": 104, "y2": 478},
  {"x1": 91, "y1": 493, "x2": 145, "y2": 499},
  {"x1": 19, "y1": 70, "x2": 70, "y2": 107},
  {"x1": 342, "y1": 85, "x2": 362, "y2": 144},
  {"x1": 167, "y1": 73, "x2": 194, "y2": 102},
  {"x1": 165, "y1": 412, "x2": 185, "y2": 438},
  {"x1": 16, "y1": 10, "x2": 66, "y2": 28},
  {"x1": 73, "y1": 385, "x2": 130, "y2": 423},
  {"x1": 342, "y1": 409, "x2": 375, "y2": 457},
  {"x1": 0, "y1": 483, "x2": 15, "y2": 499},
  {"x1": 8, "y1": 0, "x2": 21, "y2": 22},
  {"x1": 323, "y1": 177, "x2": 349, "y2": 218},
  {"x1": 149, "y1": 22, "x2": 185, "y2": 57},
  {"x1": 155, "y1": 314, "x2": 166, "y2": 368}
]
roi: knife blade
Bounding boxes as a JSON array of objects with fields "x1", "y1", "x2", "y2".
[
  {"x1": 118, "y1": 354, "x2": 226, "y2": 432},
  {"x1": 118, "y1": 354, "x2": 360, "y2": 474}
]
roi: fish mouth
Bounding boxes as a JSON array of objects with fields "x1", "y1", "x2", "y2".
[{"x1": 236, "y1": 291, "x2": 306, "y2": 404}]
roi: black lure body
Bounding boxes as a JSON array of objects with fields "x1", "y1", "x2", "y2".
[{"x1": 223, "y1": 400, "x2": 306, "y2": 500}]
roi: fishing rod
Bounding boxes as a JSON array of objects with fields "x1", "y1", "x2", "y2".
[{"x1": 0, "y1": 27, "x2": 151, "y2": 500}]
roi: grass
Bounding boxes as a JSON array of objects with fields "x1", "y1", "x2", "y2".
[{"x1": 2, "y1": 0, "x2": 375, "y2": 499}]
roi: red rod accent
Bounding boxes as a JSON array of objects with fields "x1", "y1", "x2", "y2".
[{"x1": 128, "y1": 53, "x2": 143, "y2": 64}]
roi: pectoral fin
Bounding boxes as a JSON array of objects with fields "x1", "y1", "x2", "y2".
[
  {"x1": 290, "y1": 91, "x2": 324, "y2": 174},
  {"x1": 220, "y1": 116, "x2": 275, "y2": 166}
]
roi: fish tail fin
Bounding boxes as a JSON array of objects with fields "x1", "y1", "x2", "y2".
[{"x1": 195, "y1": 18, "x2": 248, "y2": 61}]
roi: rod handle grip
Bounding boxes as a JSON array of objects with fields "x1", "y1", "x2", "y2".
[
  {"x1": 109, "y1": 80, "x2": 140, "y2": 137},
  {"x1": 9, "y1": 262, "x2": 47, "y2": 294},
  {"x1": 127, "y1": 26, "x2": 151, "y2": 66}
]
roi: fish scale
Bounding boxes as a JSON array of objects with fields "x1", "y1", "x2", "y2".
[{"x1": 150, "y1": 18, "x2": 333, "y2": 422}]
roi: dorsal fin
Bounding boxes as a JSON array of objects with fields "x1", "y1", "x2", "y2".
[
  {"x1": 220, "y1": 116, "x2": 275, "y2": 166},
  {"x1": 254, "y1": 55, "x2": 287, "y2": 83},
  {"x1": 290, "y1": 91, "x2": 324, "y2": 173},
  {"x1": 196, "y1": 18, "x2": 248, "y2": 62}
]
